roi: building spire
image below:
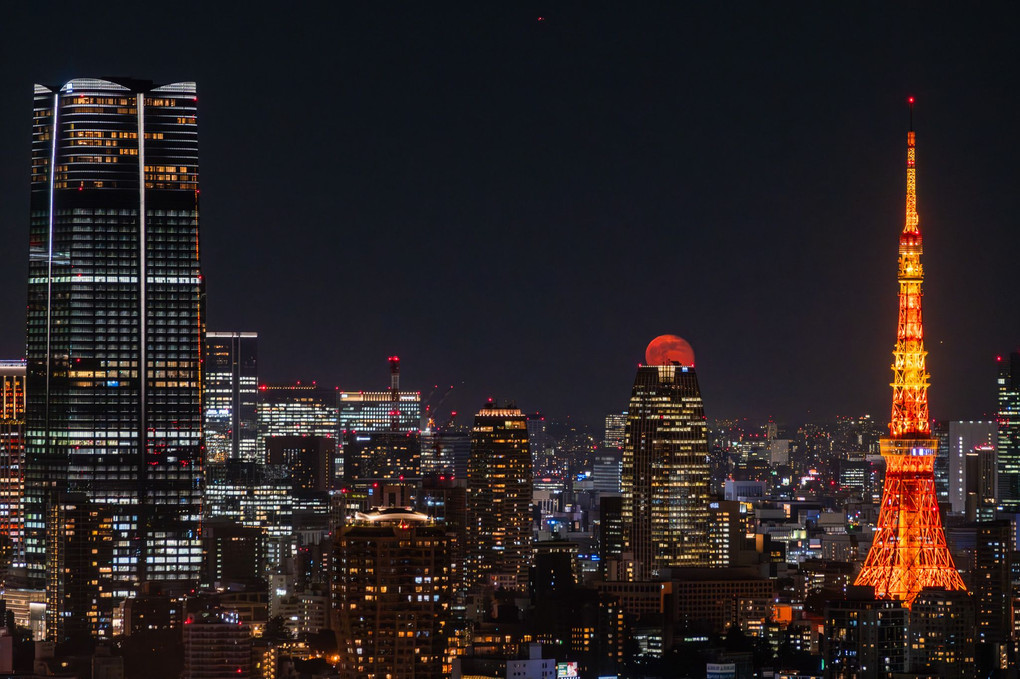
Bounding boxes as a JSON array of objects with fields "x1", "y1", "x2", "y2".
[
  {"x1": 904, "y1": 97, "x2": 918, "y2": 236},
  {"x1": 890, "y1": 97, "x2": 929, "y2": 438}
]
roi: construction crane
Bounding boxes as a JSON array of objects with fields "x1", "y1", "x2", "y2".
[{"x1": 423, "y1": 384, "x2": 455, "y2": 432}]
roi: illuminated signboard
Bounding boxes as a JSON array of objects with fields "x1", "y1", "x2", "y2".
[{"x1": 556, "y1": 662, "x2": 579, "y2": 678}]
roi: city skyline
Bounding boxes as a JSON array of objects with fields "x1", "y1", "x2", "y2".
[
  {"x1": 3, "y1": 6, "x2": 1020, "y2": 677},
  {"x1": 0, "y1": 5, "x2": 1018, "y2": 428}
]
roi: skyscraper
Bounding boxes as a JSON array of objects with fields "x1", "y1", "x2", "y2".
[
  {"x1": 203, "y1": 332, "x2": 258, "y2": 464},
  {"x1": 338, "y1": 358, "x2": 422, "y2": 479},
  {"x1": 265, "y1": 435, "x2": 333, "y2": 491},
  {"x1": 592, "y1": 448, "x2": 622, "y2": 494},
  {"x1": 907, "y1": 589, "x2": 975, "y2": 677},
  {"x1": 0, "y1": 361, "x2": 26, "y2": 566},
  {"x1": 854, "y1": 101, "x2": 966, "y2": 606},
  {"x1": 45, "y1": 494, "x2": 114, "y2": 643},
  {"x1": 352, "y1": 430, "x2": 421, "y2": 480},
  {"x1": 202, "y1": 460, "x2": 291, "y2": 575},
  {"x1": 338, "y1": 390, "x2": 422, "y2": 437},
  {"x1": 948, "y1": 420, "x2": 996, "y2": 514},
  {"x1": 972, "y1": 520, "x2": 1013, "y2": 653},
  {"x1": 258, "y1": 383, "x2": 338, "y2": 442},
  {"x1": 965, "y1": 446, "x2": 998, "y2": 522},
  {"x1": 596, "y1": 412, "x2": 626, "y2": 494},
  {"x1": 420, "y1": 426, "x2": 470, "y2": 478},
  {"x1": 257, "y1": 382, "x2": 339, "y2": 478},
  {"x1": 933, "y1": 420, "x2": 951, "y2": 505},
  {"x1": 25, "y1": 78, "x2": 204, "y2": 592},
  {"x1": 465, "y1": 402, "x2": 532, "y2": 591},
  {"x1": 997, "y1": 351, "x2": 1020, "y2": 511},
  {"x1": 621, "y1": 336, "x2": 712, "y2": 580},
  {"x1": 604, "y1": 412, "x2": 627, "y2": 449},
  {"x1": 333, "y1": 508, "x2": 452, "y2": 678}
]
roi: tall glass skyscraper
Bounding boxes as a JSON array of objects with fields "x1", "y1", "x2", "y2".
[
  {"x1": 24, "y1": 78, "x2": 204, "y2": 592},
  {"x1": 997, "y1": 351, "x2": 1020, "y2": 512},
  {"x1": 947, "y1": 420, "x2": 996, "y2": 514},
  {"x1": 0, "y1": 360, "x2": 26, "y2": 567},
  {"x1": 465, "y1": 402, "x2": 532, "y2": 592},
  {"x1": 203, "y1": 332, "x2": 258, "y2": 464},
  {"x1": 622, "y1": 337, "x2": 712, "y2": 580}
]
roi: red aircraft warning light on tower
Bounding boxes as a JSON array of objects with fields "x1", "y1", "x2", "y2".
[{"x1": 853, "y1": 99, "x2": 966, "y2": 607}]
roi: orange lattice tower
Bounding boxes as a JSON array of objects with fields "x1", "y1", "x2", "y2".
[{"x1": 854, "y1": 99, "x2": 966, "y2": 607}]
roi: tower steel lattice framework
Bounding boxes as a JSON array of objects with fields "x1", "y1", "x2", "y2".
[{"x1": 854, "y1": 100, "x2": 966, "y2": 607}]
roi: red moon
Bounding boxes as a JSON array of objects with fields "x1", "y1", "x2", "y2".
[{"x1": 645, "y1": 335, "x2": 695, "y2": 367}]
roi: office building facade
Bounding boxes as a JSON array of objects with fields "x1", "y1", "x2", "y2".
[
  {"x1": 965, "y1": 446, "x2": 997, "y2": 522},
  {"x1": 824, "y1": 592, "x2": 908, "y2": 677},
  {"x1": 972, "y1": 520, "x2": 1013, "y2": 651},
  {"x1": 257, "y1": 383, "x2": 338, "y2": 441},
  {"x1": 622, "y1": 354, "x2": 712, "y2": 580},
  {"x1": 45, "y1": 495, "x2": 114, "y2": 643},
  {"x1": 948, "y1": 420, "x2": 996, "y2": 514},
  {"x1": 182, "y1": 610, "x2": 252, "y2": 679},
  {"x1": 25, "y1": 78, "x2": 204, "y2": 591},
  {"x1": 265, "y1": 435, "x2": 333, "y2": 490},
  {"x1": 465, "y1": 403, "x2": 532, "y2": 591},
  {"x1": 604, "y1": 412, "x2": 627, "y2": 449},
  {"x1": 420, "y1": 428, "x2": 470, "y2": 479},
  {"x1": 998, "y1": 351, "x2": 1020, "y2": 511},
  {"x1": 0, "y1": 361, "x2": 26, "y2": 566},
  {"x1": 257, "y1": 383, "x2": 338, "y2": 475},
  {"x1": 908, "y1": 589, "x2": 975, "y2": 678},
  {"x1": 203, "y1": 332, "x2": 258, "y2": 464},
  {"x1": 333, "y1": 508, "x2": 452, "y2": 678},
  {"x1": 592, "y1": 448, "x2": 622, "y2": 494},
  {"x1": 338, "y1": 390, "x2": 422, "y2": 433},
  {"x1": 350, "y1": 430, "x2": 421, "y2": 480}
]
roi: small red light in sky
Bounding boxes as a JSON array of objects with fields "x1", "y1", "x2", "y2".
[
  {"x1": 537, "y1": 16, "x2": 545, "y2": 21},
  {"x1": 908, "y1": 96, "x2": 915, "y2": 103}
]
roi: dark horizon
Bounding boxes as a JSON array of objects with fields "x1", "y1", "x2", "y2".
[{"x1": 1, "y1": 3, "x2": 1018, "y2": 427}]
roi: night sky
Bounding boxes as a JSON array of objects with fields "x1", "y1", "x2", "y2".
[{"x1": 1, "y1": 3, "x2": 1018, "y2": 427}]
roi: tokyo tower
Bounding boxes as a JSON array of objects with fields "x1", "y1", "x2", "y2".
[{"x1": 854, "y1": 99, "x2": 966, "y2": 607}]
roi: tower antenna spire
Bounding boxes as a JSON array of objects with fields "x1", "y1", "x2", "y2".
[{"x1": 904, "y1": 99, "x2": 918, "y2": 236}]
